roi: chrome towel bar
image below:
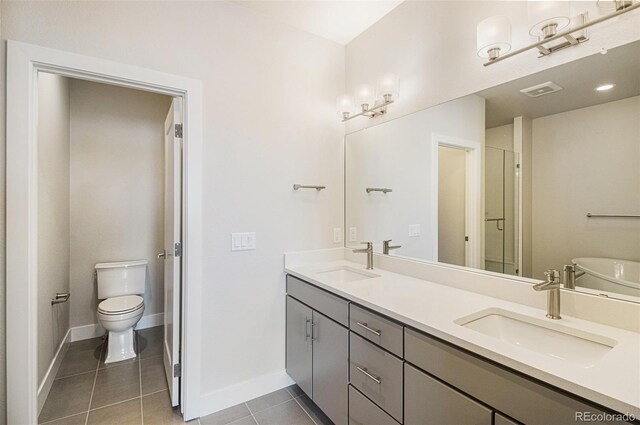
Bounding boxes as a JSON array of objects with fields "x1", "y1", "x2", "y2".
[
  {"x1": 366, "y1": 187, "x2": 392, "y2": 194},
  {"x1": 293, "y1": 184, "x2": 326, "y2": 191},
  {"x1": 586, "y1": 213, "x2": 640, "y2": 218}
]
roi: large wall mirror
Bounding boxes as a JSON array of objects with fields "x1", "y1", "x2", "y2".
[{"x1": 345, "y1": 40, "x2": 640, "y2": 302}]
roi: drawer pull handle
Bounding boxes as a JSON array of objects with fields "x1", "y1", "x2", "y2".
[
  {"x1": 356, "y1": 322, "x2": 381, "y2": 336},
  {"x1": 356, "y1": 366, "x2": 382, "y2": 384}
]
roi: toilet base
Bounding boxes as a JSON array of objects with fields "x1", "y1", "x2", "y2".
[{"x1": 104, "y1": 328, "x2": 137, "y2": 364}]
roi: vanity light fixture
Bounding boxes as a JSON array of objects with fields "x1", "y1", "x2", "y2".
[
  {"x1": 338, "y1": 74, "x2": 399, "y2": 122},
  {"x1": 477, "y1": 16, "x2": 512, "y2": 61},
  {"x1": 479, "y1": 1, "x2": 640, "y2": 66},
  {"x1": 594, "y1": 83, "x2": 616, "y2": 91}
]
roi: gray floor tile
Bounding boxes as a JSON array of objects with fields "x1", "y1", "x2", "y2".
[
  {"x1": 90, "y1": 362, "x2": 141, "y2": 409},
  {"x1": 228, "y1": 416, "x2": 257, "y2": 425},
  {"x1": 285, "y1": 384, "x2": 304, "y2": 398},
  {"x1": 246, "y1": 389, "x2": 291, "y2": 414},
  {"x1": 57, "y1": 346, "x2": 101, "y2": 378},
  {"x1": 296, "y1": 394, "x2": 334, "y2": 425},
  {"x1": 142, "y1": 390, "x2": 194, "y2": 424},
  {"x1": 86, "y1": 398, "x2": 142, "y2": 425},
  {"x1": 68, "y1": 337, "x2": 105, "y2": 352},
  {"x1": 253, "y1": 399, "x2": 314, "y2": 425},
  {"x1": 138, "y1": 326, "x2": 163, "y2": 359},
  {"x1": 200, "y1": 403, "x2": 252, "y2": 425},
  {"x1": 38, "y1": 372, "x2": 95, "y2": 423},
  {"x1": 39, "y1": 412, "x2": 88, "y2": 425},
  {"x1": 141, "y1": 355, "x2": 168, "y2": 395}
]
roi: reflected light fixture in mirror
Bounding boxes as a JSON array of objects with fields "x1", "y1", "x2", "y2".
[
  {"x1": 595, "y1": 83, "x2": 616, "y2": 91},
  {"x1": 338, "y1": 75, "x2": 399, "y2": 122},
  {"x1": 477, "y1": 16, "x2": 512, "y2": 61},
  {"x1": 528, "y1": 1, "x2": 571, "y2": 39}
]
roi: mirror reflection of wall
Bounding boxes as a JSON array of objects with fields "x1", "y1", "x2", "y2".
[{"x1": 345, "y1": 40, "x2": 640, "y2": 303}]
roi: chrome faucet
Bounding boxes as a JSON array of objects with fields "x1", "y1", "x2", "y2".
[
  {"x1": 533, "y1": 269, "x2": 561, "y2": 320},
  {"x1": 353, "y1": 242, "x2": 374, "y2": 270},
  {"x1": 383, "y1": 239, "x2": 402, "y2": 255}
]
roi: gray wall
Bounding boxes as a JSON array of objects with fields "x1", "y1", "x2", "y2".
[
  {"x1": 531, "y1": 96, "x2": 640, "y2": 279},
  {"x1": 69, "y1": 79, "x2": 171, "y2": 328},
  {"x1": 37, "y1": 72, "x2": 71, "y2": 384}
]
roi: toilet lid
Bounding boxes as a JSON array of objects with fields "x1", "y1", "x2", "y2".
[{"x1": 98, "y1": 295, "x2": 144, "y2": 314}]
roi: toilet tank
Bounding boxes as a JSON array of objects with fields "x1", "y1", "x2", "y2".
[{"x1": 95, "y1": 260, "x2": 148, "y2": 299}]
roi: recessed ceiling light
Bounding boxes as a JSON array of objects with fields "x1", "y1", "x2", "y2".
[{"x1": 595, "y1": 83, "x2": 616, "y2": 92}]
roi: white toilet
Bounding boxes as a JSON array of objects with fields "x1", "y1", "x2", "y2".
[{"x1": 96, "y1": 260, "x2": 147, "y2": 363}]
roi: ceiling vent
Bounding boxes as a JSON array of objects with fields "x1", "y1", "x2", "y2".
[{"x1": 520, "y1": 81, "x2": 563, "y2": 98}]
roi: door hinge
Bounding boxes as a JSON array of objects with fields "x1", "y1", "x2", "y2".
[
  {"x1": 174, "y1": 242, "x2": 182, "y2": 257},
  {"x1": 175, "y1": 123, "x2": 183, "y2": 138},
  {"x1": 173, "y1": 363, "x2": 181, "y2": 377},
  {"x1": 516, "y1": 163, "x2": 521, "y2": 169},
  {"x1": 465, "y1": 236, "x2": 469, "y2": 242}
]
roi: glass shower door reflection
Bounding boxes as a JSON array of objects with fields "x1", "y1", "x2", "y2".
[{"x1": 485, "y1": 147, "x2": 519, "y2": 275}]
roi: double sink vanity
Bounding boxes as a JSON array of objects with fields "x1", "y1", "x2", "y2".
[{"x1": 284, "y1": 249, "x2": 640, "y2": 425}]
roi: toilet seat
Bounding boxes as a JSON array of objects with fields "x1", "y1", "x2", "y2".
[{"x1": 98, "y1": 295, "x2": 144, "y2": 315}]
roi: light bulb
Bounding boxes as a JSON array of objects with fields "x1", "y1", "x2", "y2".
[
  {"x1": 355, "y1": 84, "x2": 375, "y2": 111},
  {"x1": 528, "y1": 1, "x2": 571, "y2": 39},
  {"x1": 336, "y1": 94, "x2": 354, "y2": 120},
  {"x1": 477, "y1": 16, "x2": 512, "y2": 60},
  {"x1": 376, "y1": 73, "x2": 399, "y2": 102}
]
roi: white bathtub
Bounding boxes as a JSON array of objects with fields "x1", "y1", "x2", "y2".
[{"x1": 572, "y1": 257, "x2": 640, "y2": 298}]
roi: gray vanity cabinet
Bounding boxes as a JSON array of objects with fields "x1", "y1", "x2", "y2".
[
  {"x1": 286, "y1": 275, "x2": 349, "y2": 425},
  {"x1": 285, "y1": 296, "x2": 313, "y2": 397},
  {"x1": 313, "y1": 311, "x2": 349, "y2": 425},
  {"x1": 404, "y1": 363, "x2": 492, "y2": 425}
]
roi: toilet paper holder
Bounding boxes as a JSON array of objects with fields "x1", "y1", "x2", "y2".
[{"x1": 51, "y1": 292, "x2": 71, "y2": 305}]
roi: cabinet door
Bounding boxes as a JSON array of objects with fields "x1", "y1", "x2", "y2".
[
  {"x1": 405, "y1": 363, "x2": 492, "y2": 425},
  {"x1": 313, "y1": 311, "x2": 349, "y2": 425},
  {"x1": 286, "y1": 296, "x2": 313, "y2": 397}
]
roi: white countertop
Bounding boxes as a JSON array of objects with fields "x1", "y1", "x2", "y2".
[{"x1": 285, "y1": 256, "x2": 640, "y2": 416}]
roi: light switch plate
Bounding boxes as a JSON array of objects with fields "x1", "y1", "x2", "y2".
[
  {"x1": 349, "y1": 227, "x2": 357, "y2": 242},
  {"x1": 333, "y1": 228, "x2": 342, "y2": 243},
  {"x1": 408, "y1": 224, "x2": 421, "y2": 237},
  {"x1": 231, "y1": 232, "x2": 256, "y2": 251}
]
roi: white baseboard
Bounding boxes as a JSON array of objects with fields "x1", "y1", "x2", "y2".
[
  {"x1": 198, "y1": 370, "x2": 294, "y2": 418},
  {"x1": 70, "y1": 313, "x2": 164, "y2": 342},
  {"x1": 38, "y1": 329, "x2": 71, "y2": 414}
]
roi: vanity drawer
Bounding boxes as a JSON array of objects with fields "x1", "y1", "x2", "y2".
[
  {"x1": 348, "y1": 385, "x2": 399, "y2": 425},
  {"x1": 404, "y1": 363, "x2": 492, "y2": 425},
  {"x1": 349, "y1": 332, "x2": 403, "y2": 422},
  {"x1": 404, "y1": 328, "x2": 617, "y2": 425},
  {"x1": 286, "y1": 275, "x2": 349, "y2": 326},
  {"x1": 350, "y1": 304, "x2": 403, "y2": 357}
]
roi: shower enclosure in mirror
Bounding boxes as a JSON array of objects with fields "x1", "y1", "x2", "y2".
[{"x1": 345, "y1": 40, "x2": 640, "y2": 303}]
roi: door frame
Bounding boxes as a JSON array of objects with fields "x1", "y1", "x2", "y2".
[
  {"x1": 6, "y1": 40, "x2": 204, "y2": 423},
  {"x1": 430, "y1": 133, "x2": 482, "y2": 269}
]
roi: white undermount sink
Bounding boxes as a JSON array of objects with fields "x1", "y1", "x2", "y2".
[
  {"x1": 455, "y1": 309, "x2": 617, "y2": 368},
  {"x1": 315, "y1": 266, "x2": 379, "y2": 283}
]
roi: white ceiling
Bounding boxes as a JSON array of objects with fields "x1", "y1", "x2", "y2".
[{"x1": 232, "y1": 1, "x2": 403, "y2": 45}]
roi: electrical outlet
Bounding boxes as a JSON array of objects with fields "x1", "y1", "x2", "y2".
[
  {"x1": 408, "y1": 224, "x2": 421, "y2": 237},
  {"x1": 231, "y1": 232, "x2": 256, "y2": 251},
  {"x1": 349, "y1": 227, "x2": 357, "y2": 242},
  {"x1": 333, "y1": 228, "x2": 342, "y2": 243}
]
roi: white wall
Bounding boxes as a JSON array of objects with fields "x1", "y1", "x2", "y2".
[
  {"x1": 69, "y1": 79, "x2": 171, "y2": 328},
  {"x1": 438, "y1": 146, "x2": 466, "y2": 266},
  {"x1": 345, "y1": 1, "x2": 640, "y2": 134},
  {"x1": 37, "y1": 73, "x2": 71, "y2": 384},
  {"x1": 531, "y1": 96, "x2": 640, "y2": 279},
  {"x1": 346, "y1": 95, "x2": 485, "y2": 260},
  {"x1": 0, "y1": 2, "x2": 344, "y2": 416}
]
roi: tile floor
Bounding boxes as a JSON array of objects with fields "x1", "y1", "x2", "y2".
[
  {"x1": 39, "y1": 326, "x2": 189, "y2": 424},
  {"x1": 40, "y1": 325, "x2": 332, "y2": 425}
]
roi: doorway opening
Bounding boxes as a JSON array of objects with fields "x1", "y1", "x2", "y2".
[{"x1": 7, "y1": 41, "x2": 203, "y2": 424}]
